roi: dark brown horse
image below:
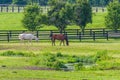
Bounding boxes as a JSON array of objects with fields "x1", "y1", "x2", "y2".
[{"x1": 50, "y1": 34, "x2": 69, "y2": 46}]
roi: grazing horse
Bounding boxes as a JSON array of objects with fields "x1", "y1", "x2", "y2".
[
  {"x1": 50, "y1": 33, "x2": 69, "y2": 46},
  {"x1": 18, "y1": 33, "x2": 38, "y2": 43}
]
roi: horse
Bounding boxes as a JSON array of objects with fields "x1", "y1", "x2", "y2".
[
  {"x1": 18, "y1": 33, "x2": 38, "y2": 43},
  {"x1": 50, "y1": 33, "x2": 69, "y2": 46}
]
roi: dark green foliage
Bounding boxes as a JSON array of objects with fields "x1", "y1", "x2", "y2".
[
  {"x1": 94, "y1": 50, "x2": 110, "y2": 61},
  {"x1": 48, "y1": 0, "x2": 74, "y2": 33},
  {"x1": 74, "y1": 0, "x2": 92, "y2": 33},
  {"x1": 105, "y1": 1, "x2": 120, "y2": 32},
  {"x1": 56, "y1": 52, "x2": 63, "y2": 57},
  {"x1": 0, "y1": 51, "x2": 35, "y2": 57},
  {"x1": 12, "y1": 0, "x2": 27, "y2": 5},
  {"x1": 0, "y1": 50, "x2": 114, "y2": 71},
  {"x1": 74, "y1": 62, "x2": 83, "y2": 70},
  {"x1": 22, "y1": 4, "x2": 42, "y2": 31}
]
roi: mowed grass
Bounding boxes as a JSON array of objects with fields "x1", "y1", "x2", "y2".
[
  {"x1": 0, "y1": 12, "x2": 107, "y2": 30},
  {"x1": 1, "y1": 12, "x2": 120, "y2": 80},
  {"x1": 0, "y1": 40, "x2": 120, "y2": 56},
  {"x1": 0, "y1": 41, "x2": 120, "y2": 80},
  {"x1": 0, "y1": 13, "x2": 25, "y2": 30},
  {"x1": 0, "y1": 69, "x2": 120, "y2": 80}
]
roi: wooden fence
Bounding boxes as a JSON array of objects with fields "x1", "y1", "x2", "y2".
[
  {"x1": 0, "y1": 4, "x2": 106, "y2": 13},
  {"x1": 0, "y1": 4, "x2": 50, "y2": 13},
  {"x1": 0, "y1": 28, "x2": 112, "y2": 42}
]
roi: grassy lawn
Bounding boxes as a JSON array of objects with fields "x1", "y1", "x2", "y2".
[
  {"x1": 0, "y1": 12, "x2": 107, "y2": 30},
  {"x1": 1, "y1": 12, "x2": 120, "y2": 80},
  {"x1": 0, "y1": 41, "x2": 120, "y2": 80}
]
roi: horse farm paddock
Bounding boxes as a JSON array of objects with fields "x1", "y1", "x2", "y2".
[
  {"x1": 0, "y1": 40, "x2": 120, "y2": 80},
  {"x1": 0, "y1": 40, "x2": 120, "y2": 56}
]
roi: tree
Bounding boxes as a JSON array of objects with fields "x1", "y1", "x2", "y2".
[
  {"x1": 48, "y1": 0, "x2": 74, "y2": 33},
  {"x1": 105, "y1": 0, "x2": 120, "y2": 32},
  {"x1": 74, "y1": 0, "x2": 92, "y2": 34},
  {"x1": 22, "y1": 4, "x2": 42, "y2": 31},
  {"x1": 12, "y1": 0, "x2": 27, "y2": 5},
  {"x1": 0, "y1": 0, "x2": 12, "y2": 4}
]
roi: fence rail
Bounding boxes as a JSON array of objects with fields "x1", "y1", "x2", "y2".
[
  {"x1": 0, "y1": 28, "x2": 119, "y2": 42},
  {"x1": 0, "y1": 4, "x2": 107, "y2": 13}
]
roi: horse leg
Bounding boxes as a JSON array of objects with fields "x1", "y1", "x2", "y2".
[
  {"x1": 52, "y1": 39, "x2": 55, "y2": 46},
  {"x1": 54, "y1": 39, "x2": 56, "y2": 46},
  {"x1": 63, "y1": 40, "x2": 65, "y2": 46}
]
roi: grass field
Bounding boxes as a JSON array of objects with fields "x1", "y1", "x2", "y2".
[
  {"x1": 0, "y1": 12, "x2": 107, "y2": 30},
  {"x1": 1, "y1": 12, "x2": 120, "y2": 80},
  {"x1": 0, "y1": 40, "x2": 120, "y2": 80}
]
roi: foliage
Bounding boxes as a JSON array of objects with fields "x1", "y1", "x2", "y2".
[
  {"x1": 74, "y1": 62, "x2": 84, "y2": 70},
  {"x1": 94, "y1": 50, "x2": 110, "y2": 62},
  {"x1": 48, "y1": 0, "x2": 74, "y2": 33},
  {"x1": 12, "y1": 0, "x2": 27, "y2": 5},
  {"x1": 74, "y1": 0, "x2": 92, "y2": 33},
  {"x1": 22, "y1": 4, "x2": 42, "y2": 31},
  {"x1": 105, "y1": 0, "x2": 120, "y2": 32},
  {"x1": 0, "y1": 50, "x2": 35, "y2": 57}
]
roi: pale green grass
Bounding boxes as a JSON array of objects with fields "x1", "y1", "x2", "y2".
[
  {"x1": 0, "y1": 13, "x2": 25, "y2": 30},
  {"x1": 0, "y1": 69, "x2": 120, "y2": 80},
  {"x1": 0, "y1": 40, "x2": 120, "y2": 57},
  {"x1": 87, "y1": 12, "x2": 107, "y2": 28},
  {"x1": 0, "y1": 42, "x2": 120, "y2": 80},
  {"x1": 0, "y1": 12, "x2": 107, "y2": 30}
]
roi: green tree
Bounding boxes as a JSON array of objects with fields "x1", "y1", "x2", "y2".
[
  {"x1": 48, "y1": 0, "x2": 74, "y2": 33},
  {"x1": 74, "y1": 0, "x2": 92, "y2": 34},
  {"x1": 22, "y1": 4, "x2": 42, "y2": 31},
  {"x1": 105, "y1": 0, "x2": 120, "y2": 32},
  {"x1": 12, "y1": 0, "x2": 27, "y2": 5}
]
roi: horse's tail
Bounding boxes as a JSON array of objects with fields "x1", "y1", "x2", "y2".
[{"x1": 65, "y1": 35, "x2": 69, "y2": 46}]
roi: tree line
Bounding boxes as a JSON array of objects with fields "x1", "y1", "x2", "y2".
[
  {"x1": 22, "y1": 0, "x2": 120, "y2": 33},
  {"x1": 1, "y1": 0, "x2": 120, "y2": 6}
]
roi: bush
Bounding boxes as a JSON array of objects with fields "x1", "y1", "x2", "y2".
[
  {"x1": 94, "y1": 50, "x2": 110, "y2": 62},
  {"x1": 74, "y1": 62, "x2": 84, "y2": 71},
  {"x1": 52, "y1": 61, "x2": 66, "y2": 70},
  {"x1": 0, "y1": 51, "x2": 35, "y2": 57}
]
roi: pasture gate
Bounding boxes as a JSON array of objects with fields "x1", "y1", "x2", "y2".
[{"x1": 0, "y1": 28, "x2": 111, "y2": 42}]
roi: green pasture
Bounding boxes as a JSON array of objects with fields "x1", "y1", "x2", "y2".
[
  {"x1": 1, "y1": 12, "x2": 120, "y2": 80},
  {"x1": 0, "y1": 12, "x2": 107, "y2": 30},
  {"x1": 0, "y1": 40, "x2": 120, "y2": 80}
]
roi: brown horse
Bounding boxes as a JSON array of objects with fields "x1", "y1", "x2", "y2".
[{"x1": 50, "y1": 34, "x2": 69, "y2": 46}]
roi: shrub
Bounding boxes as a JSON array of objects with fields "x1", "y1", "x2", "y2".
[
  {"x1": 52, "y1": 61, "x2": 66, "y2": 70},
  {"x1": 1, "y1": 51, "x2": 16, "y2": 56},
  {"x1": 0, "y1": 51, "x2": 35, "y2": 57},
  {"x1": 74, "y1": 62, "x2": 84, "y2": 71},
  {"x1": 94, "y1": 50, "x2": 110, "y2": 62}
]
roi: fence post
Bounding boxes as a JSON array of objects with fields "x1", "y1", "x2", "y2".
[
  {"x1": 103, "y1": 28, "x2": 105, "y2": 36},
  {"x1": 106, "y1": 31, "x2": 109, "y2": 40},
  {"x1": 36, "y1": 30, "x2": 39, "y2": 38},
  {"x1": 6, "y1": 6, "x2": 8, "y2": 12},
  {"x1": 90, "y1": 29, "x2": 92, "y2": 36},
  {"x1": 7, "y1": 32, "x2": 10, "y2": 42},
  {"x1": 93, "y1": 32, "x2": 95, "y2": 41},
  {"x1": 1, "y1": 6, "x2": 3, "y2": 12},
  {"x1": 12, "y1": 6, "x2": 14, "y2": 12},
  {"x1": 18, "y1": 6, "x2": 20, "y2": 13},
  {"x1": 79, "y1": 32, "x2": 81, "y2": 41},
  {"x1": 50, "y1": 30, "x2": 53, "y2": 36},
  {"x1": 9, "y1": 31, "x2": 12, "y2": 38}
]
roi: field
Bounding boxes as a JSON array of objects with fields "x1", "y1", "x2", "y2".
[
  {"x1": 0, "y1": 12, "x2": 107, "y2": 30},
  {"x1": 0, "y1": 40, "x2": 120, "y2": 80},
  {"x1": 1, "y1": 12, "x2": 120, "y2": 80}
]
